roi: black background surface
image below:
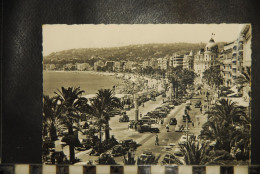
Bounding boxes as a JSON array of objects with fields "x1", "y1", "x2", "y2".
[{"x1": 2, "y1": 0, "x2": 260, "y2": 164}]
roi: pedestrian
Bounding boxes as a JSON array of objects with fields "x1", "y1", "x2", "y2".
[
  {"x1": 166, "y1": 124, "x2": 169, "y2": 132},
  {"x1": 192, "y1": 121, "x2": 194, "y2": 127},
  {"x1": 198, "y1": 121, "x2": 200, "y2": 126},
  {"x1": 155, "y1": 135, "x2": 159, "y2": 145},
  {"x1": 200, "y1": 106, "x2": 202, "y2": 113}
]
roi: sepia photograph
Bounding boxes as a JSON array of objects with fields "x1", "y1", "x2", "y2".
[{"x1": 42, "y1": 24, "x2": 251, "y2": 166}]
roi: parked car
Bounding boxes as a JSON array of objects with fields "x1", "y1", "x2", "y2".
[
  {"x1": 120, "y1": 139, "x2": 137, "y2": 150},
  {"x1": 137, "y1": 152, "x2": 157, "y2": 165},
  {"x1": 97, "y1": 153, "x2": 116, "y2": 165},
  {"x1": 111, "y1": 145, "x2": 125, "y2": 157},
  {"x1": 119, "y1": 114, "x2": 129, "y2": 122},
  {"x1": 169, "y1": 118, "x2": 177, "y2": 125},
  {"x1": 137, "y1": 125, "x2": 159, "y2": 133}
]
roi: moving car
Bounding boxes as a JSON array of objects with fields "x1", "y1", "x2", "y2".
[{"x1": 169, "y1": 118, "x2": 177, "y2": 125}]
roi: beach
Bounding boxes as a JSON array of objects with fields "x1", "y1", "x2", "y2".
[{"x1": 43, "y1": 71, "x2": 123, "y2": 97}]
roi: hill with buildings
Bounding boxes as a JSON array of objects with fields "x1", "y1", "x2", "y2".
[{"x1": 43, "y1": 42, "x2": 226, "y2": 65}]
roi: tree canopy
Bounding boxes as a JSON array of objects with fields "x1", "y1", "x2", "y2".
[{"x1": 203, "y1": 65, "x2": 223, "y2": 88}]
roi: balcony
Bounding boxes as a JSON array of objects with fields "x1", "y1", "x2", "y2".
[
  {"x1": 232, "y1": 51, "x2": 237, "y2": 57},
  {"x1": 223, "y1": 69, "x2": 231, "y2": 73},
  {"x1": 238, "y1": 45, "x2": 243, "y2": 51}
]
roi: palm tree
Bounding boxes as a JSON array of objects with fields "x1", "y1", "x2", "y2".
[
  {"x1": 43, "y1": 95, "x2": 60, "y2": 141},
  {"x1": 201, "y1": 99, "x2": 247, "y2": 152},
  {"x1": 236, "y1": 66, "x2": 251, "y2": 91},
  {"x1": 179, "y1": 136, "x2": 212, "y2": 165},
  {"x1": 95, "y1": 89, "x2": 122, "y2": 141},
  {"x1": 200, "y1": 119, "x2": 235, "y2": 153},
  {"x1": 55, "y1": 86, "x2": 89, "y2": 163},
  {"x1": 87, "y1": 97, "x2": 107, "y2": 143},
  {"x1": 179, "y1": 138, "x2": 235, "y2": 165},
  {"x1": 208, "y1": 99, "x2": 246, "y2": 126}
]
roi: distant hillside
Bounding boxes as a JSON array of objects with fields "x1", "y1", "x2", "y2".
[{"x1": 43, "y1": 42, "x2": 226, "y2": 64}]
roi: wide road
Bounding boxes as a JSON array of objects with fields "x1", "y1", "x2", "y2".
[{"x1": 64, "y1": 93, "x2": 208, "y2": 165}]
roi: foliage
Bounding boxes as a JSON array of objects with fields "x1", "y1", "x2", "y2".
[
  {"x1": 87, "y1": 89, "x2": 122, "y2": 142},
  {"x1": 55, "y1": 86, "x2": 89, "y2": 163},
  {"x1": 97, "y1": 153, "x2": 117, "y2": 165},
  {"x1": 235, "y1": 66, "x2": 251, "y2": 95},
  {"x1": 167, "y1": 66, "x2": 197, "y2": 98},
  {"x1": 43, "y1": 95, "x2": 60, "y2": 141},
  {"x1": 179, "y1": 138, "x2": 235, "y2": 165},
  {"x1": 200, "y1": 98, "x2": 249, "y2": 162},
  {"x1": 203, "y1": 65, "x2": 223, "y2": 88}
]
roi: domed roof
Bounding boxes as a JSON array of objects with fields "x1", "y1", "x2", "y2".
[{"x1": 205, "y1": 38, "x2": 218, "y2": 51}]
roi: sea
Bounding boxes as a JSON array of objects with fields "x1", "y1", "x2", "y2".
[{"x1": 43, "y1": 71, "x2": 124, "y2": 97}]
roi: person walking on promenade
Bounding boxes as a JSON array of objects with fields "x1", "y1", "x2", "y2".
[
  {"x1": 155, "y1": 135, "x2": 159, "y2": 146},
  {"x1": 192, "y1": 120, "x2": 194, "y2": 127},
  {"x1": 200, "y1": 106, "x2": 203, "y2": 113}
]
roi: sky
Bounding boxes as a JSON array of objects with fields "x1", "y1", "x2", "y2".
[{"x1": 42, "y1": 24, "x2": 245, "y2": 56}]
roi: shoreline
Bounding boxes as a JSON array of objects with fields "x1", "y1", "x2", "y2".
[
  {"x1": 43, "y1": 70, "x2": 164, "y2": 96},
  {"x1": 43, "y1": 70, "x2": 116, "y2": 76}
]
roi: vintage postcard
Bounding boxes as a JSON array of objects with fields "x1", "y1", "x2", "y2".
[{"x1": 42, "y1": 24, "x2": 251, "y2": 165}]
